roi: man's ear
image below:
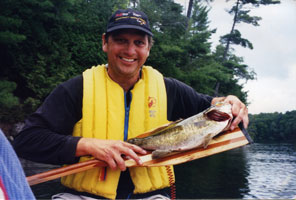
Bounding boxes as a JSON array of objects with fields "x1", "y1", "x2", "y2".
[
  {"x1": 147, "y1": 45, "x2": 151, "y2": 57},
  {"x1": 102, "y1": 33, "x2": 107, "y2": 52}
]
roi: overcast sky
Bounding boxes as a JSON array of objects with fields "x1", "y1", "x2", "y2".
[{"x1": 175, "y1": 0, "x2": 296, "y2": 114}]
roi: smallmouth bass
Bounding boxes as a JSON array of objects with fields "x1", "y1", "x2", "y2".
[{"x1": 128, "y1": 102, "x2": 233, "y2": 159}]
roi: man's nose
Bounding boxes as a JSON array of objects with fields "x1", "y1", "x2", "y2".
[{"x1": 124, "y1": 42, "x2": 136, "y2": 55}]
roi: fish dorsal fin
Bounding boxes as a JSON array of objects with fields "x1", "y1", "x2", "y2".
[
  {"x1": 135, "y1": 119, "x2": 183, "y2": 138},
  {"x1": 148, "y1": 124, "x2": 183, "y2": 138},
  {"x1": 206, "y1": 110, "x2": 231, "y2": 122}
]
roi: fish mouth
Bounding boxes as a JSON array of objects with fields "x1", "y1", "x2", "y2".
[{"x1": 205, "y1": 109, "x2": 232, "y2": 122}]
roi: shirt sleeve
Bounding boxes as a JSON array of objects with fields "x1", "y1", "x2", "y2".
[
  {"x1": 12, "y1": 76, "x2": 83, "y2": 165},
  {"x1": 164, "y1": 77, "x2": 213, "y2": 122}
]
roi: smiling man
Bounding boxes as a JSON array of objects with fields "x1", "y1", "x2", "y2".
[
  {"x1": 13, "y1": 8, "x2": 248, "y2": 199},
  {"x1": 102, "y1": 29, "x2": 151, "y2": 91}
]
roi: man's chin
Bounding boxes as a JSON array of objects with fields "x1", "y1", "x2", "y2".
[{"x1": 119, "y1": 66, "x2": 140, "y2": 75}]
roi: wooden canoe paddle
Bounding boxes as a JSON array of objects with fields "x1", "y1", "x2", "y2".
[{"x1": 26, "y1": 126, "x2": 251, "y2": 186}]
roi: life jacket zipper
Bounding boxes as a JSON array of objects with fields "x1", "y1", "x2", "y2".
[{"x1": 124, "y1": 91, "x2": 131, "y2": 141}]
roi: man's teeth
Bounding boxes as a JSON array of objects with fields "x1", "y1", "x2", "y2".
[{"x1": 121, "y1": 57, "x2": 135, "y2": 62}]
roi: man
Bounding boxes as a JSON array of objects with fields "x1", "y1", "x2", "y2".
[{"x1": 13, "y1": 8, "x2": 248, "y2": 199}]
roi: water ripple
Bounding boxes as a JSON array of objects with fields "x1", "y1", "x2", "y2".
[{"x1": 243, "y1": 143, "x2": 296, "y2": 199}]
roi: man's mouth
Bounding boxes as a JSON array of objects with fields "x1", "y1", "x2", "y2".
[{"x1": 120, "y1": 56, "x2": 136, "y2": 62}]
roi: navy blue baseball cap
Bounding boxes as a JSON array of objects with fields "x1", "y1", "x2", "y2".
[{"x1": 106, "y1": 9, "x2": 153, "y2": 36}]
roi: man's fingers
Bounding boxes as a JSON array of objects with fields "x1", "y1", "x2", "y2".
[
  {"x1": 230, "y1": 105, "x2": 248, "y2": 130},
  {"x1": 231, "y1": 102, "x2": 241, "y2": 117},
  {"x1": 104, "y1": 156, "x2": 117, "y2": 170},
  {"x1": 128, "y1": 143, "x2": 147, "y2": 155},
  {"x1": 82, "y1": 139, "x2": 148, "y2": 170},
  {"x1": 120, "y1": 144, "x2": 145, "y2": 166},
  {"x1": 230, "y1": 116, "x2": 242, "y2": 130},
  {"x1": 127, "y1": 149, "x2": 143, "y2": 165},
  {"x1": 113, "y1": 153, "x2": 126, "y2": 171},
  {"x1": 221, "y1": 95, "x2": 249, "y2": 130},
  {"x1": 104, "y1": 142, "x2": 147, "y2": 170},
  {"x1": 243, "y1": 112, "x2": 249, "y2": 129}
]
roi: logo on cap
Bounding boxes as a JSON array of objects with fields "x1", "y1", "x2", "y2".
[
  {"x1": 115, "y1": 12, "x2": 129, "y2": 17},
  {"x1": 115, "y1": 12, "x2": 146, "y2": 26}
]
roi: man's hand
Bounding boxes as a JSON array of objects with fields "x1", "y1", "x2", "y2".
[
  {"x1": 75, "y1": 138, "x2": 147, "y2": 171},
  {"x1": 212, "y1": 95, "x2": 249, "y2": 130}
]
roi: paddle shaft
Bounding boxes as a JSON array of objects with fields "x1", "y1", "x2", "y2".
[
  {"x1": 27, "y1": 159, "x2": 106, "y2": 186},
  {"x1": 27, "y1": 154, "x2": 150, "y2": 186}
]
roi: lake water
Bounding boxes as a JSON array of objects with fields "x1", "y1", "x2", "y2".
[{"x1": 23, "y1": 143, "x2": 296, "y2": 199}]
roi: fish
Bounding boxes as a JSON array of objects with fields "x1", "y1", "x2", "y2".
[{"x1": 127, "y1": 102, "x2": 233, "y2": 159}]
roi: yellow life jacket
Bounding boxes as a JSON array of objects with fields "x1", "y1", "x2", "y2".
[{"x1": 61, "y1": 65, "x2": 175, "y2": 199}]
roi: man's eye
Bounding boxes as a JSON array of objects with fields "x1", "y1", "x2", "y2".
[
  {"x1": 115, "y1": 38, "x2": 126, "y2": 43},
  {"x1": 135, "y1": 40, "x2": 145, "y2": 46}
]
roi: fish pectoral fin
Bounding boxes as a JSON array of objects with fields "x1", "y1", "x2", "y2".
[
  {"x1": 152, "y1": 150, "x2": 173, "y2": 159},
  {"x1": 202, "y1": 135, "x2": 212, "y2": 148}
]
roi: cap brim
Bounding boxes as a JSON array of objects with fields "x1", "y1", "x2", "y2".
[{"x1": 107, "y1": 25, "x2": 153, "y2": 36}]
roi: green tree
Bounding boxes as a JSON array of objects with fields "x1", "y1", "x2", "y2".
[
  {"x1": 138, "y1": 0, "x2": 187, "y2": 79},
  {"x1": 248, "y1": 111, "x2": 296, "y2": 142},
  {"x1": 180, "y1": 1, "x2": 220, "y2": 94},
  {"x1": 0, "y1": 0, "x2": 117, "y2": 121},
  {"x1": 0, "y1": 80, "x2": 24, "y2": 123},
  {"x1": 0, "y1": 80, "x2": 19, "y2": 108}
]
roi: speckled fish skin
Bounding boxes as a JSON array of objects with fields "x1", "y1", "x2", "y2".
[{"x1": 127, "y1": 102, "x2": 233, "y2": 159}]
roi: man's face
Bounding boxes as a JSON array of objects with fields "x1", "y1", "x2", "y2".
[{"x1": 102, "y1": 29, "x2": 151, "y2": 81}]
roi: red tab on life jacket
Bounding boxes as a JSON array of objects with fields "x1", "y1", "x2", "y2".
[{"x1": 99, "y1": 167, "x2": 107, "y2": 181}]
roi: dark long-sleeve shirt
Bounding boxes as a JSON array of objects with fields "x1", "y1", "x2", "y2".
[{"x1": 13, "y1": 75, "x2": 213, "y2": 165}]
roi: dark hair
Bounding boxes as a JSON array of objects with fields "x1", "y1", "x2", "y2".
[{"x1": 104, "y1": 29, "x2": 154, "y2": 48}]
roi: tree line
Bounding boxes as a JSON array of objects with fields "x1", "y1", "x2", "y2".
[
  {"x1": 248, "y1": 111, "x2": 296, "y2": 143},
  {"x1": 0, "y1": 0, "x2": 278, "y2": 128}
]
